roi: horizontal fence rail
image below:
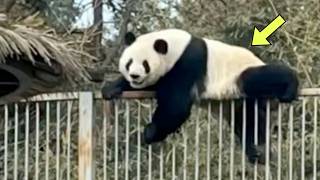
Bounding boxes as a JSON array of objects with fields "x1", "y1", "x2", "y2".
[{"x1": 0, "y1": 88, "x2": 319, "y2": 180}]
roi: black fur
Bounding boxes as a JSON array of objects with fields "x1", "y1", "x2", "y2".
[
  {"x1": 101, "y1": 76, "x2": 155, "y2": 100},
  {"x1": 143, "y1": 60, "x2": 150, "y2": 73},
  {"x1": 233, "y1": 99, "x2": 267, "y2": 164},
  {"x1": 125, "y1": 59, "x2": 133, "y2": 71},
  {"x1": 124, "y1": 32, "x2": 136, "y2": 46},
  {"x1": 235, "y1": 65, "x2": 299, "y2": 163},
  {"x1": 144, "y1": 36, "x2": 208, "y2": 143},
  {"x1": 239, "y1": 64, "x2": 299, "y2": 102},
  {"x1": 153, "y1": 39, "x2": 168, "y2": 54},
  {"x1": 101, "y1": 76, "x2": 133, "y2": 100}
]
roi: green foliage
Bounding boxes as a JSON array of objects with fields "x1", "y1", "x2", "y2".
[
  {"x1": 24, "y1": 0, "x2": 80, "y2": 31},
  {"x1": 179, "y1": 0, "x2": 320, "y2": 88},
  {"x1": 129, "y1": 0, "x2": 181, "y2": 33}
]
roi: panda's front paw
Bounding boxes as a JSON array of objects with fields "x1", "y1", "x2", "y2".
[
  {"x1": 278, "y1": 94, "x2": 297, "y2": 103},
  {"x1": 101, "y1": 86, "x2": 123, "y2": 100},
  {"x1": 246, "y1": 145, "x2": 266, "y2": 164},
  {"x1": 143, "y1": 123, "x2": 168, "y2": 144}
]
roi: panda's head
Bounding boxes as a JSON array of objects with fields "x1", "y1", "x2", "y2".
[{"x1": 119, "y1": 32, "x2": 169, "y2": 89}]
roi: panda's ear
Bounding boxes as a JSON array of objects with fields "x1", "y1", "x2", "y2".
[
  {"x1": 153, "y1": 39, "x2": 168, "y2": 54},
  {"x1": 124, "y1": 32, "x2": 136, "y2": 46}
]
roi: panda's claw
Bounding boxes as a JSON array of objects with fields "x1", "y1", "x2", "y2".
[
  {"x1": 246, "y1": 144, "x2": 268, "y2": 164},
  {"x1": 143, "y1": 123, "x2": 168, "y2": 144},
  {"x1": 278, "y1": 94, "x2": 297, "y2": 103},
  {"x1": 144, "y1": 123, "x2": 157, "y2": 144}
]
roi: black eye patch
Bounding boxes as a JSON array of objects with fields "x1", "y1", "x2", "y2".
[
  {"x1": 143, "y1": 60, "x2": 150, "y2": 73},
  {"x1": 126, "y1": 59, "x2": 133, "y2": 71}
]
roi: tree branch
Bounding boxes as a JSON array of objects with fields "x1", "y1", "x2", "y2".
[
  {"x1": 87, "y1": 0, "x2": 138, "y2": 82},
  {"x1": 93, "y1": 0, "x2": 103, "y2": 60}
]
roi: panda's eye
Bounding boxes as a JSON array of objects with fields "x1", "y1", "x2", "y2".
[
  {"x1": 143, "y1": 60, "x2": 150, "y2": 73},
  {"x1": 126, "y1": 59, "x2": 133, "y2": 71}
]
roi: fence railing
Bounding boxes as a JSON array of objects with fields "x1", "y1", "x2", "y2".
[{"x1": 0, "y1": 89, "x2": 319, "y2": 180}]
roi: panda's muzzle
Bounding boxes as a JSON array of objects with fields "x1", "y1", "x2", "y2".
[
  {"x1": 130, "y1": 74, "x2": 140, "y2": 79},
  {"x1": 132, "y1": 80, "x2": 144, "y2": 85}
]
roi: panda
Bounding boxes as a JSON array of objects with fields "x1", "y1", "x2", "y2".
[{"x1": 102, "y1": 29, "x2": 299, "y2": 163}]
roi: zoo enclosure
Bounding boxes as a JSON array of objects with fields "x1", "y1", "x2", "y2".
[{"x1": 0, "y1": 89, "x2": 319, "y2": 180}]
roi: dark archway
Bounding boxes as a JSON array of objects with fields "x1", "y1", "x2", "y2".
[
  {"x1": 0, "y1": 68, "x2": 19, "y2": 96},
  {"x1": 0, "y1": 59, "x2": 63, "y2": 104}
]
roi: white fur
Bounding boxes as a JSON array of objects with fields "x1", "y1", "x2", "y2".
[
  {"x1": 119, "y1": 29, "x2": 191, "y2": 88},
  {"x1": 201, "y1": 39, "x2": 265, "y2": 99}
]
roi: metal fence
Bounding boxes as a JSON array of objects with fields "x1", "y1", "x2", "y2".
[{"x1": 0, "y1": 89, "x2": 319, "y2": 180}]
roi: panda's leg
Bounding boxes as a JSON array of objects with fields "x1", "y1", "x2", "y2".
[
  {"x1": 234, "y1": 98, "x2": 267, "y2": 164},
  {"x1": 144, "y1": 91, "x2": 193, "y2": 144},
  {"x1": 239, "y1": 65, "x2": 299, "y2": 103},
  {"x1": 279, "y1": 74, "x2": 299, "y2": 103},
  {"x1": 101, "y1": 76, "x2": 155, "y2": 100}
]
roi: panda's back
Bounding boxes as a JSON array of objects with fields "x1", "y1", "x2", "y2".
[{"x1": 201, "y1": 38, "x2": 265, "y2": 99}]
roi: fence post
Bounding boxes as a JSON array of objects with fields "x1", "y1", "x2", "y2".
[{"x1": 78, "y1": 92, "x2": 95, "y2": 180}]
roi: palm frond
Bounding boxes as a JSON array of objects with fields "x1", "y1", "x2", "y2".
[{"x1": 0, "y1": 25, "x2": 95, "y2": 82}]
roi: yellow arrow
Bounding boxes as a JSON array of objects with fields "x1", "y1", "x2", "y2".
[{"x1": 251, "y1": 15, "x2": 286, "y2": 46}]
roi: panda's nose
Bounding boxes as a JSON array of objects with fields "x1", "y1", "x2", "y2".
[{"x1": 130, "y1": 74, "x2": 140, "y2": 79}]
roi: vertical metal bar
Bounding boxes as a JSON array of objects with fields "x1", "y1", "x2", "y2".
[
  {"x1": 137, "y1": 102, "x2": 141, "y2": 180},
  {"x1": 4, "y1": 105, "x2": 8, "y2": 180},
  {"x1": 301, "y1": 99, "x2": 306, "y2": 180},
  {"x1": 78, "y1": 92, "x2": 95, "y2": 180},
  {"x1": 289, "y1": 105, "x2": 294, "y2": 180},
  {"x1": 172, "y1": 144, "x2": 176, "y2": 180},
  {"x1": 253, "y1": 100, "x2": 258, "y2": 180},
  {"x1": 148, "y1": 103, "x2": 152, "y2": 180},
  {"x1": 183, "y1": 130, "x2": 187, "y2": 180},
  {"x1": 35, "y1": 103, "x2": 40, "y2": 180},
  {"x1": 148, "y1": 134, "x2": 153, "y2": 178},
  {"x1": 45, "y1": 102, "x2": 50, "y2": 180},
  {"x1": 160, "y1": 146, "x2": 164, "y2": 180},
  {"x1": 125, "y1": 101, "x2": 130, "y2": 180},
  {"x1": 195, "y1": 108, "x2": 200, "y2": 180},
  {"x1": 25, "y1": 104, "x2": 30, "y2": 180},
  {"x1": 230, "y1": 101, "x2": 235, "y2": 180},
  {"x1": 277, "y1": 103, "x2": 282, "y2": 180},
  {"x1": 265, "y1": 100, "x2": 270, "y2": 180},
  {"x1": 14, "y1": 104, "x2": 19, "y2": 180},
  {"x1": 56, "y1": 101, "x2": 60, "y2": 180},
  {"x1": 218, "y1": 102, "x2": 223, "y2": 180},
  {"x1": 313, "y1": 97, "x2": 318, "y2": 180},
  {"x1": 242, "y1": 100, "x2": 246, "y2": 180},
  {"x1": 114, "y1": 102, "x2": 119, "y2": 180},
  {"x1": 67, "y1": 101, "x2": 72, "y2": 180},
  {"x1": 207, "y1": 102, "x2": 211, "y2": 180},
  {"x1": 148, "y1": 146, "x2": 152, "y2": 180},
  {"x1": 103, "y1": 102, "x2": 108, "y2": 180}
]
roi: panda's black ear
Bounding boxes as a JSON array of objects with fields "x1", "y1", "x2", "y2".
[
  {"x1": 124, "y1": 32, "x2": 136, "y2": 46},
  {"x1": 153, "y1": 39, "x2": 168, "y2": 54}
]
